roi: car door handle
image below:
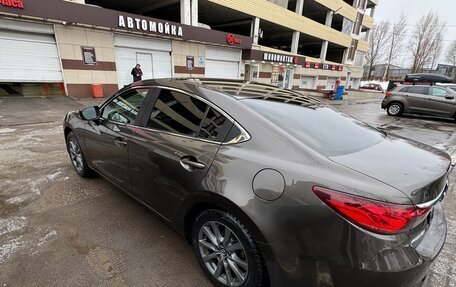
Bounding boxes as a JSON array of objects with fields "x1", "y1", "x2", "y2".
[
  {"x1": 180, "y1": 157, "x2": 206, "y2": 170},
  {"x1": 114, "y1": 137, "x2": 127, "y2": 147}
]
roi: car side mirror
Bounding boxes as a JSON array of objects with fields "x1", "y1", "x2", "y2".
[
  {"x1": 79, "y1": 106, "x2": 100, "y2": 121},
  {"x1": 445, "y1": 95, "x2": 455, "y2": 100}
]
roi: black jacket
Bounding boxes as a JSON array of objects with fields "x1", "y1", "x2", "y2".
[{"x1": 131, "y1": 68, "x2": 143, "y2": 82}]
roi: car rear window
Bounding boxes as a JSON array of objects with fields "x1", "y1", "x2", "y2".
[{"x1": 241, "y1": 99, "x2": 385, "y2": 156}]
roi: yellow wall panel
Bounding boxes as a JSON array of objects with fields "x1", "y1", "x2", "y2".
[
  {"x1": 362, "y1": 15, "x2": 374, "y2": 29},
  {"x1": 314, "y1": 0, "x2": 357, "y2": 22},
  {"x1": 357, "y1": 39, "x2": 368, "y2": 52}
]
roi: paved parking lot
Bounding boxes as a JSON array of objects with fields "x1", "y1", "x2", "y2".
[{"x1": 0, "y1": 96, "x2": 455, "y2": 286}]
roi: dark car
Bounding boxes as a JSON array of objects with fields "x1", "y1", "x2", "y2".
[
  {"x1": 360, "y1": 83, "x2": 384, "y2": 92},
  {"x1": 381, "y1": 84, "x2": 456, "y2": 121},
  {"x1": 64, "y1": 79, "x2": 450, "y2": 287}
]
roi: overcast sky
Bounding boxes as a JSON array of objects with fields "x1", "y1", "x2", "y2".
[{"x1": 374, "y1": 0, "x2": 456, "y2": 66}]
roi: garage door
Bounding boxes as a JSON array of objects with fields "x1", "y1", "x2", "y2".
[
  {"x1": 205, "y1": 46, "x2": 240, "y2": 79},
  {"x1": 0, "y1": 20, "x2": 62, "y2": 83},
  {"x1": 114, "y1": 34, "x2": 172, "y2": 88}
]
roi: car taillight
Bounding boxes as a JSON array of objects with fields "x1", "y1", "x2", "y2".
[
  {"x1": 385, "y1": 91, "x2": 392, "y2": 97},
  {"x1": 312, "y1": 186, "x2": 431, "y2": 235}
]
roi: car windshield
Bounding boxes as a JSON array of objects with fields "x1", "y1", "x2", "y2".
[{"x1": 241, "y1": 99, "x2": 386, "y2": 156}]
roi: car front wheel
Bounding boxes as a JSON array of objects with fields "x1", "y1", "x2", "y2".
[
  {"x1": 192, "y1": 209, "x2": 267, "y2": 287},
  {"x1": 66, "y1": 131, "x2": 94, "y2": 178},
  {"x1": 387, "y1": 102, "x2": 403, "y2": 116}
]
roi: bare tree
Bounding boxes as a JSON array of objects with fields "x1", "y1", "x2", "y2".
[
  {"x1": 445, "y1": 41, "x2": 456, "y2": 81},
  {"x1": 430, "y1": 32, "x2": 444, "y2": 70},
  {"x1": 365, "y1": 21, "x2": 390, "y2": 80},
  {"x1": 409, "y1": 12, "x2": 446, "y2": 73},
  {"x1": 382, "y1": 15, "x2": 407, "y2": 81}
]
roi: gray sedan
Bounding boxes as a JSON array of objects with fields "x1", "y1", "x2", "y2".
[{"x1": 64, "y1": 79, "x2": 450, "y2": 287}]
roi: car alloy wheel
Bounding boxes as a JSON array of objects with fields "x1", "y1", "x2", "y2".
[
  {"x1": 66, "y1": 131, "x2": 94, "y2": 178},
  {"x1": 68, "y1": 136, "x2": 84, "y2": 173},
  {"x1": 387, "y1": 103, "x2": 403, "y2": 116},
  {"x1": 198, "y1": 221, "x2": 249, "y2": 287},
  {"x1": 192, "y1": 210, "x2": 266, "y2": 287}
]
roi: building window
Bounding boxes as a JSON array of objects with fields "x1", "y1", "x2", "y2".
[
  {"x1": 300, "y1": 76, "x2": 315, "y2": 89},
  {"x1": 342, "y1": 18, "x2": 353, "y2": 35},
  {"x1": 354, "y1": 51, "x2": 365, "y2": 67}
]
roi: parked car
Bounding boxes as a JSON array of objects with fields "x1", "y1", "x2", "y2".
[
  {"x1": 381, "y1": 84, "x2": 456, "y2": 120},
  {"x1": 360, "y1": 83, "x2": 384, "y2": 92},
  {"x1": 437, "y1": 83, "x2": 456, "y2": 92},
  {"x1": 64, "y1": 79, "x2": 450, "y2": 287}
]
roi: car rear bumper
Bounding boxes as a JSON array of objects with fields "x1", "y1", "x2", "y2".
[
  {"x1": 261, "y1": 202, "x2": 446, "y2": 287},
  {"x1": 381, "y1": 99, "x2": 388, "y2": 109}
]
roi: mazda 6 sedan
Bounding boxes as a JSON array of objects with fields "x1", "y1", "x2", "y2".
[{"x1": 63, "y1": 79, "x2": 450, "y2": 287}]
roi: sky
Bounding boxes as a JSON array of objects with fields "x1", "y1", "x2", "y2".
[{"x1": 373, "y1": 0, "x2": 456, "y2": 66}]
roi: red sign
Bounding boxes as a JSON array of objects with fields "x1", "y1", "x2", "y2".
[
  {"x1": 226, "y1": 34, "x2": 241, "y2": 45},
  {"x1": 338, "y1": 66, "x2": 344, "y2": 71},
  {"x1": 314, "y1": 63, "x2": 320, "y2": 69},
  {"x1": 305, "y1": 62, "x2": 311, "y2": 68},
  {"x1": 0, "y1": 0, "x2": 24, "y2": 8},
  {"x1": 293, "y1": 57, "x2": 299, "y2": 64},
  {"x1": 331, "y1": 65, "x2": 336, "y2": 70}
]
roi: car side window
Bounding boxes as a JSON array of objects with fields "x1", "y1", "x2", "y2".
[
  {"x1": 102, "y1": 89, "x2": 148, "y2": 124},
  {"x1": 198, "y1": 108, "x2": 230, "y2": 142},
  {"x1": 399, "y1": 87, "x2": 410, "y2": 93},
  {"x1": 432, "y1": 87, "x2": 449, "y2": 97},
  {"x1": 401, "y1": 86, "x2": 428, "y2": 95},
  {"x1": 147, "y1": 89, "x2": 207, "y2": 136}
]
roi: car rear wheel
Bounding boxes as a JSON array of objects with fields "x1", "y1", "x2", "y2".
[
  {"x1": 66, "y1": 131, "x2": 94, "y2": 178},
  {"x1": 192, "y1": 209, "x2": 267, "y2": 287},
  {"x1": 387, "y1": 102, "x2": 403, "y2": 116}
]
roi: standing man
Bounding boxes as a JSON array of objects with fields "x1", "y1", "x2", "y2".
[{"x1": 131, "y1": 64, "x2": 143, "y2": 82}]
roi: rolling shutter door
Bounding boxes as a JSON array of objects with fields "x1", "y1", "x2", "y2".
[
  {"x1": 205, "y1": 46, "x2": 240, "y2": 79},
  {"x1": 114, "y1": 34, "x2": 172, "y2": 88},
  {"x1": 0, "y1": 20, "x2": 62, "y2": 83}
]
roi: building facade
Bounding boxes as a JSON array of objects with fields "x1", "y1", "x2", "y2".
[{"x1": 0, "y1": 0, "x2": 376, "y2": 97}]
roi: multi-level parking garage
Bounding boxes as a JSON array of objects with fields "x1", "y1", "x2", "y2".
[{"x1": 0, "y1": 0, "x2": 376, "y2": 97}]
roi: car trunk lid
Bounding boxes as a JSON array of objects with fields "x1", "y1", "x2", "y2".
[{"x1": 329, "y1": 135, "x2": 451, "y2": 206}]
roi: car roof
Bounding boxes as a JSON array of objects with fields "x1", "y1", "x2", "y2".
[{"x1": 127, "y1": 78, "x2": 322, "y2": 107}]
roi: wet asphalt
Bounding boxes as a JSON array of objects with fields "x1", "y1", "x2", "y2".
[{"x1": 0, "y1": 96, "x2": 455, "y2": 287}]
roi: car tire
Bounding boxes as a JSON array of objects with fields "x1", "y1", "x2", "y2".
[
  {"x1": 66, "y1": 131, "x2": 95, "y2": 178},
  {"x1": 191, "y1": 209, "x2": 267, "y2": 287},
  {"x1": 387, "y1": 102, "x2": 403, "y2": 116}
]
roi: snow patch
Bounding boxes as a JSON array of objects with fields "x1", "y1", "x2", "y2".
[
  {"x1": 46, "y1": 171, "x2": 62, "y2": 181},
  {"x1": 5, "y1": 195, "x2": 28, "y2": 205},
  {"x1": 0, "y1": 216, "x2": 27, "y2": 236},
  {"x1": 0, "y1": 236, "x2": 25, "y2": 264},
  {"x1": 0, "y1": 128, "x2": 16, "y2": 134},
  {"x1": 37, "y1": 230, "x2": 57, "y2": 247}
]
